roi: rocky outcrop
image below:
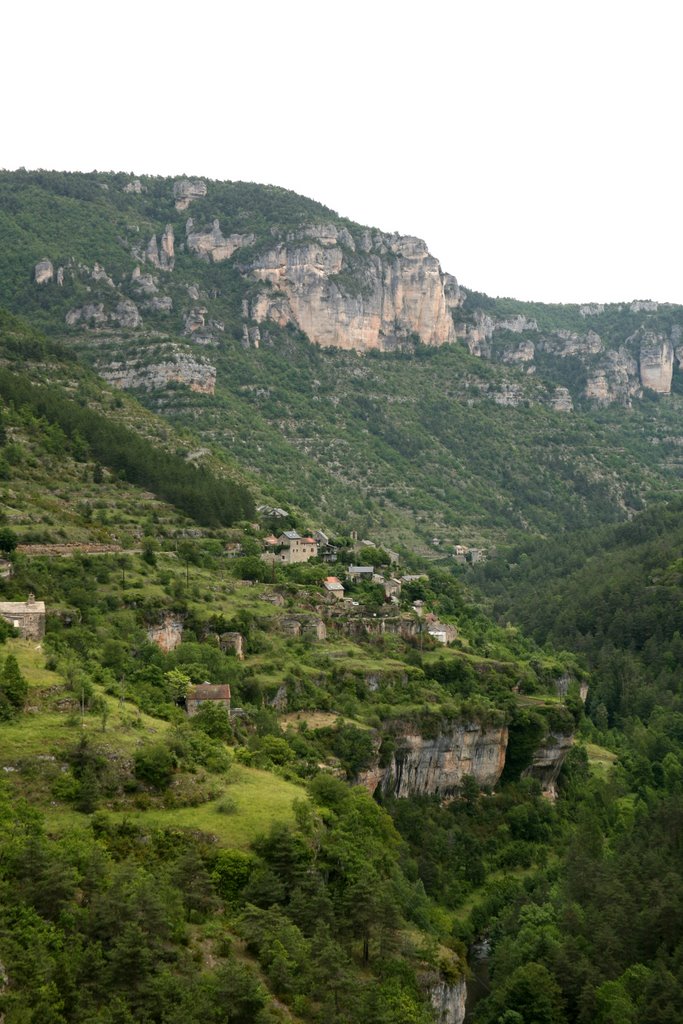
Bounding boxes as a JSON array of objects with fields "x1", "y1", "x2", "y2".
[
  {"x1": 427, "y1": 976, "x2": 467, "y2": 1024},
  {"x1": 144, "y1": 295, "x2": 173, "y2": 313},
  {"x1": 455, "y1": 312, "x2": 538, "y2": 357},
  {"x1": 98, "y1": 351, "x2": 216, "y2": 394},
  {"x1": 66, "y1": 301, "x2": 141, "y2": 329},
  {"x1": 359, "y1": 720, "x2": 508, "y2": 799},
  {"x1": 187, "y1": 219, "x2": 255, "y2": 262},
  {"x1": 124, "y1": 179, "x2": 144, "y2": 193},
  {"x1": 131, "y1": 268, "x2": 158, "y2": 294},
  {"x1": 541, "y1": 329, "x2": 604, "y2": 357},
  {"x1": 501, "y1": 339, "x2": 535, "y2": 364},
  {"x1": 34, "y1": 259, "x2": 54, "y2": 285},
  {"x1": 585, "y1": 349, "x2": 641, "y2": 405},
  {"x1": 637, "y1": 329, "x2": 674, "y2": 393},
  {"x1": 91, "y1": 262, "x2": 115, "y2": 287},
  {"x1": 522, "y1": 732, "x2": 573, "y2": 798},
  {"x1": 147, "y1": 615, "x2": 183, "y2": 652},
  {"x1": 113, "y1": 299, "x2": 141, "y2": 328},
  {"x1": 66, "y1": 303, "x2": 108, "y2": 327},
  {"x1": 173, "y1": 178, "x2": 207, "y2": 211},
  {"x1": 184, "y1": 307, "x2": 224, "y2": 344},
  {"x1": 146, "y1": 225, "x2": 175, "y2": 270},
  {"x1": 580, "y1": 303, "x2": 604, "y2": 316},
  {"x1": 218, "y1": 632, "x2": 245, "y2": 660},
  {"x1": 551, "y1": 386, "x2": 573, "y2": 412},
  {"x1": 245, "y1": 224, "x2": 456, "y2": 352}
]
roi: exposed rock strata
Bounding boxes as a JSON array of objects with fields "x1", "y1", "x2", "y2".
[
  {"x1": 173, "y1": 179, "x2": 207, "y2": 211},
  {"x1": 551, "y1": 387, "x2": 574, "y2": 412},
  {"x1": 147, "y1": 615, "x2": 183, "y2": 652},
  {"x1": 637, "y1": 329, "x2": 674, "y2": 393},
  {"x1": 34, "y1": 259, "x2": 54, "y2": 285},
  {"x1": 186, "y1": 219, "x2": 255, "y2": 262},
  {"x1": 245, "y1": 224, "x2": 455, "y2": 352},
  {"x1": 427, "y1": 976, "x2": 467, "y2": 1024},
  {"x1": 522, "y1": 732, "x2": 573, "y2": 798},
  {"x1": 359, "y1": 721, "x2": 508, "y2": 798},
  {"x1": 98, "y1": 352, "x2": 216, "y2": 394}
]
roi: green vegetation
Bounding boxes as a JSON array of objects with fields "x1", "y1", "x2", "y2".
[{"x1": 1, "y1": 167, "x2": 683, "y2": 1021}]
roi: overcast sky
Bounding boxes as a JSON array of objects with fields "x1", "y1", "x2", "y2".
[{"x1": 3, "y1": 0, "x2": 682, "y2": 304}]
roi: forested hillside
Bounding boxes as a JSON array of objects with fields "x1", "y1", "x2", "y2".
[
  {"x1": 1, "y1": 168, "x2": 683, "y2": 1023},
  {"x1": 1, "y1": 170, "x2": 682, "y2": 551}
]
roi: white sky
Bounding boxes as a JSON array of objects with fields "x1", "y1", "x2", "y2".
[{"x1": 3, "y1": 0, "x2": 682, "y2": 304}]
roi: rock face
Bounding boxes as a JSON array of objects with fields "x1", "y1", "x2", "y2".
[
  {"x1": 638, "y1": 330, "x2": 674, "y2": 393},
  {"x1": 245, "y1": 224, "x2": 456, "y2": 352},
  {"x1": 146, "y1": 225, "x2": 175, "y2": 270},
  {"x1": 186, "y1": 219, "x2": 254, "y2": 262},
  {"x1": 427, "y1": 977, "x2": 467, "y2": 1024},
  {"x1": 360, "y1": 720, "x2": 508, "y2": 799},
  {"x1": 173, "y1": 179, "x2": 207, "y2": 211},
  {"x1": 99, "y1": 352, "x2": 216, "y2": 394},
  {"x1": 551, "y1": 387, "x2": 574, "y2": 413},
  {"x1": 585, "y1": 349, "x2": 641, "y2": 405},
  {"x1": 34, "y1": 259, "x2": 54, "y2": 285},
  {"x1": 522, "y1": 732, "x2": 573, "y2": 798},
  {"x1": 147, "y1": 615, "x2": 183, "y2": 652}
]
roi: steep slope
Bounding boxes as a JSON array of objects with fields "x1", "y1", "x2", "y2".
[{"x1": 2, "y1": 170, "x2": 683, "y2": 553}]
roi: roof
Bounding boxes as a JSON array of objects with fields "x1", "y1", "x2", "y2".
[
  {"x1": 280, "y1": 530, "x2": 301, "y2": 541},
  {"x1": 324, "y1": 578, "x2": 344, "y2": 591},
  {"x1": 0, "y1": 599, "x2": 46, "y2": 615},
  {"x1": 349, "y1": 565, "x2": 374, "y2": 573},
  {"x1": 301, "y1": 536, "x2": 317, "y2": 544},
  {"x1": 187, "y1": 684, "x2": 232, "y2": 701}
]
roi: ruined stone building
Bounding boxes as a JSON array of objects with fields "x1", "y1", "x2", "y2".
[
  {"x1": 0, "y1": 594, "x2": 46, "y2": 639},
  {"x1": 186, "y1": 683, "x2": 231, "y2": 716}
]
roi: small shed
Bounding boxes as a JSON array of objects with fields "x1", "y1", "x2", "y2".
[{"x1": 186, "y1": 683, "x2": 231, "y2": 716}]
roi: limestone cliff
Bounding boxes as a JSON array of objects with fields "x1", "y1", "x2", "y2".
[
  {"x1": 637, "y1": 329, "x2": 674, "y2": 393},
  {"x1": 173, "y1": 178, "x2": 207, "y2": 211},
  {"x1": 98, "y1": 349, "x2": 216, "y2": 394},
  {"x1": 243, "y1": 224, "x2": 456, "y2": 352},
  {"x1": 522, "y1": 732, "x2": 573, "y2": 798},
  {"x1": 425, "y1": 975, "x2": 467, "y2": 1024},
  {"x1": 186, "y1": 219, "x2": 255, "y2": 262},
  {"x1": 359, "y1": 720, "x2": 508, "y2": 798}
]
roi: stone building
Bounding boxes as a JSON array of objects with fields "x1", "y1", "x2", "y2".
[
  {"x1": 0, "y1": 594, "x2": 46, "y2": 639},
  {"x1": 278, "y1": 531, "x2": 318, "y2": 564},
  {"x1": 186, "y1": 683, "x2": 231, "y2": 716}
]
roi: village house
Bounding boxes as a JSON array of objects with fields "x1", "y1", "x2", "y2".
[
  {"x1": 347, "y1": 565, "x2": 374, "y2": 582},
  {"x1": 278, "y1": 530, "x2": 318, "y2": 564},
  {"x1": 186, "y1": 683, "x2": 231, "y2": 716},
  {"x1": 323, "y1": 576, "x2": 345, "y2": 600},
  {"x1": 383, "y1": 577, "x2": 402, "y2": 601},
  {"x1": 468, "y1": 548, "x2": 487, "y2": 564},
  {"x1": 0, "y1": 593, "x2": 46, "y2": 640},
  {"x1": 426, "y1": 617, "x2": 458, "y2": 645},
  {"x1": 453, "y1": 545, "x2": 469, "y2": 565}
]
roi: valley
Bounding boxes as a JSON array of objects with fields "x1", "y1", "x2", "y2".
[{"x1": 0, "y1": 168, "x2": 681, "y2": 1024}]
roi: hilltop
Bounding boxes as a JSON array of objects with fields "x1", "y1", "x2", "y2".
[{"x1": 1, "y1": 169, "x2": 682, "y2": 553}]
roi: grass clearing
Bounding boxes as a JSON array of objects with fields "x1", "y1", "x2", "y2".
[
  {"x1": 101, "y1": 765, "x2": 304, "y2": 848},
  {"x1": 585, "y1": 742, "x2": 618, "y2": 775}
]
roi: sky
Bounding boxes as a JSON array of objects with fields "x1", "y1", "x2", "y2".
[{"x1": 3, "y1": 0, "x2": 682, "y2": 304}]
